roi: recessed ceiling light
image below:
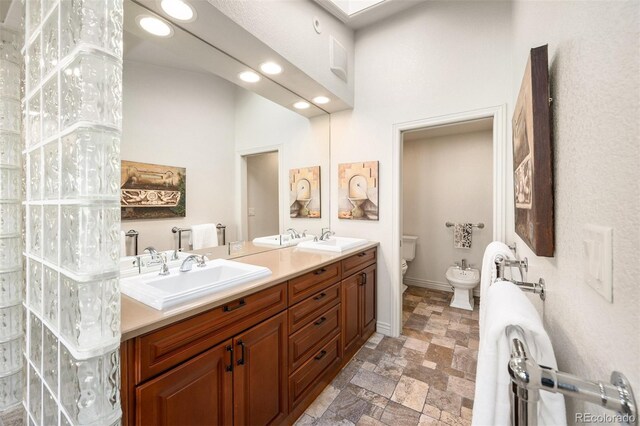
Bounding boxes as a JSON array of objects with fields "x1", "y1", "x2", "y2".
[
  {"x1": 239, "y1": 71, "x2": 261, "y2": 83},
  {"x1": 313, "y1": 96, "x2": 330, "y2": 104},
  {"x1": 137, "y1": 15, "x2": 173, "y2": 37},
  {"x1": 160, "y1": 0, "x2": 196, "y2": 21},
  {"x1": 293, "y1": 101, "x2": 310, "y2": 110},
  {"x1": 260, "y1": 62, "x2": 283, "y2": 75}
]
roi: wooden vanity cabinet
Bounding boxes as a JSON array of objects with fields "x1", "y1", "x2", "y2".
[
  {"x1": 122, "y1": 248, "x2": 377, "y2": 426},
  {"x1": 341, "y1": 252, "x2": 377, "y2": 359}
]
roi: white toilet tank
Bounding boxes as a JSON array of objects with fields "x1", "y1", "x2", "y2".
[{"x1": 402, "y1": 235, "x2": 418, "y2": 261}]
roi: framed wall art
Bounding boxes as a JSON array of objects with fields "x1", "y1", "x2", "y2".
[
  {"x1": 121, "y1": 160, "x2": 186, "y2": 220},
  {"x1": 338, "y1": 161, "x2": 379, "y2": 221},
  {"x1": 289, "y1": 166, "x2": 321, "y2": 218},
  {"x1": 512, "y1": 44, "x2": 554, "y2": 256}
]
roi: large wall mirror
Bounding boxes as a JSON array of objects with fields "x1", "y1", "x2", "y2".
[{"x1": 120, "y1": 0, "x2": 330, "y2": 268}]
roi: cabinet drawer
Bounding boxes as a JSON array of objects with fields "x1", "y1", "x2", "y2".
[
  {"x1": 289, "y1": 304, "x2": 340, "y2": 372},
  {"x1": 288, "y1": 262, "x2": 341, "y2": 305},
  {"x1": 342, "y1": 248, "x2": 376, "y2": 278},
  {"x1": 288, "y1": 283, "x2": 340, "y2": 334},
  {"x1": 289, "y1": 334, "x2": 341, "y2": 409},
  {"x1": 135, "y1": 283, "x2": 287, "y2": 384}
]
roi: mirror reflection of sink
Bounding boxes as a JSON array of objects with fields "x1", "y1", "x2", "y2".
[
  {"x1": 120, "y1": 250, "x2": 193, "y2": 278},
  {"x1": 121, "y1": 258, "x2": 272, "y2": 310},
  {"x1": 297, "y1": 236, "x2": 368, "y2": 253},
  {"x1": 252, "y1": 234, "x2": 315, "y2": 247}
]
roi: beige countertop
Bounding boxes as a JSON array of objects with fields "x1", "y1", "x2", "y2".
[{"x1": 120, "y1": 241, "x2": 378, "y2": 341}]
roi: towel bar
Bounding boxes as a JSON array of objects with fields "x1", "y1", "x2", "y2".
[
  {"x1": 506, "y1": 325, "x2": 637, "y2": 426},
  {"x1": 494, "y1": 256, "x2": 543, "y2": 300},
  {"x1": 172, "y1": 224, "x2": 227, "y2": 251}
]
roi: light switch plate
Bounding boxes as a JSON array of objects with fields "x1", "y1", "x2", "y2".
[
  {"x1": 583, "y1": 224, "x2": 613, "y2": 302},
  {"x1": 248, "y1": 208, "x2": 256, "y2": 217}
]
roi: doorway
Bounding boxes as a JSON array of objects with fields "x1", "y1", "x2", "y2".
[
  {"x1": 244, "y1": 151, "x2": 280, "y2": 240},
  {"x1": 390, "y1": 105, "x2": 509, "y2": 337}
]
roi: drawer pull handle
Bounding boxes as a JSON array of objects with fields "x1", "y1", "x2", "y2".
[
  {"x1": 237, "y1": 340, "x2": 246, "y2": 366},
  {"x1": 314, "y1": 317, "x2": 327, "y2": 326},
  {"x1": 360, "y1": 272, "x2": 367, "y2": 286},
  {"x1": 223, "y1": 299, "x2": 246, "y2": 312},
  {"x1": 314, "y1": 350, "x2": 327, "y2": 361},
  {"x1": 314, "y1": 267, "x2": 328, "y2": 275},
  {"x1": 358, "y1": 252, "x2": 368, "y2": 257},
  {"x1": 226, "y1": 345, "x2": 234, "y2": 372},
  {"x1": 313, "y1": 292, "x2": 327, "y2": 301}
]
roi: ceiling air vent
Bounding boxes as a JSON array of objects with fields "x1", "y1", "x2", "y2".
[{"x1": 330, "y1": 36, "x2": 348, "y2": 82}]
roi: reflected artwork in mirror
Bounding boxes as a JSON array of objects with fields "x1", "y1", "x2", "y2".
[{"x1": 289, "y1": 166, "x2": 321, "y2": 219}]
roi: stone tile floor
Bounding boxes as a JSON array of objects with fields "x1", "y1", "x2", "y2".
[{"x1": 296, "y1": 286, "x2": 480, "y2": 426}]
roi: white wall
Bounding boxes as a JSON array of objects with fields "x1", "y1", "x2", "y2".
[
  {"x1": 246, "y1": 152, "x2": 280, "y2": 240},
  {"x1": 510, "y1": 1, "x2": 640, "y2": 421},
  {"x1": 121, "y1": 60, "x2": 237, "y2": 252},
  {"x1": 330, "y1": 1, "x2": 513, "y2": 335},
  {"x1": 403, "y1": 130, "x2": 493, "y2": 289},
  {"x1": 209, "y1": 0, "x2": 355, "y2": 105},
  {"x1": 235, "y1": 89, "x2": 331, "y2": 238}
]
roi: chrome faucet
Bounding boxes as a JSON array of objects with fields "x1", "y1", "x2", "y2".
[
  {"x1": 179, "y1": 255, "x2": 206, "y2": 272},
  {"x1": 158, "y1": 254, "x2": 170, "y2": 276},
  {"x1": 461, "y1": 259, "x2": 468, "y2": 269},
  {"x1": 144, "y1": 246, "x2": 159, "y2": 260},
  {"x1": 317, "y1": 228, "x2": 335, "y2": 241},
  {"x1": 286, "y1": 228, "x2": 301, "y2": 239}
]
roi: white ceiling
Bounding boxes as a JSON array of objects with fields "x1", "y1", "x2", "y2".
[
  {"x1": 402, "y1": 118, "x2": 493, "y2": 142},
  {"x1": 314, "y1": 0, "x2": 427, "y2": 29}
]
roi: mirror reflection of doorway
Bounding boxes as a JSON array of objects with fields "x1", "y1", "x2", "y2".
[{"x1": 245, "y1": 151, "x2": 280, "y2": 240}]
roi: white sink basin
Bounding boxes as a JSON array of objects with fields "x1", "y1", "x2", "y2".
[
  {"x1": 297, "y1": 236, "x2": 368, "y2": 253},
  {"x1": 121, "y1": 258, "x2": 272, "y2": 310},
  {"x1": 445, "y1": 266, "x2": 480, "y2": 286},
  {"x1": 252, "y1": 234, "x2": 315, "y2": 247}
]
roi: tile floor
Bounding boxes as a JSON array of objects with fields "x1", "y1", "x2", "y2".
[{"x1": 296, "y1": 286, "x2": 480, "y2": 426}]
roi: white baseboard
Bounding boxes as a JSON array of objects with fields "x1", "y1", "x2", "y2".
[
  {"x1": 376, "y1": 321, "x2": 392, "y2": 336},
  {"x1": 404, "y1": 276, "x2": 480, "y2": 297}
]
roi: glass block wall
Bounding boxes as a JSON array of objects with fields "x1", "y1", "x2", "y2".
[
  {"x1": 23, "y1": 0, "x2": 123, "y2": 425},
  {"x1": 0, "y1": 24, "x2": 24, "y2": 414}
]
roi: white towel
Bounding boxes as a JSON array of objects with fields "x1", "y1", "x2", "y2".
[
  {"x1": 472, "y1": 281, "x2": 566, "y2": 426},
  {"x1": 479, "y1": 242, "x2": 515, "y2": 333},
  {"x1": 120, "y1": 230, "x2": 127, "y2": 257},
  {"x1": 190, "y1": 223, "x2": 218, "y2": 249}
]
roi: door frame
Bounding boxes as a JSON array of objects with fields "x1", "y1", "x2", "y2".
[
  {"x1": 390, "y1": 105, "x2": 508, "y2": 337},
  {"x1": 237, "y1": 145, "x2": 284, "y2": 241}
]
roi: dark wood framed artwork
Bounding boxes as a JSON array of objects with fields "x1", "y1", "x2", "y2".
[
  {"x1": 512, "y1": 44, "x2": 554, "y2": 256},
  {"x1": 121, "y1": 160, "x2": 186, "y2": 220}
]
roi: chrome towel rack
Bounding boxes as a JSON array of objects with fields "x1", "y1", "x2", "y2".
[
  {"x1": 445, "y1": 221, "x2": 485, "y2": 229},
  {"x1": 125, "y1": 229, "x2": 139, "y2": 255},
  {"x1": 507, "y1": 325, "x2": 637, "y2": 426},
  {"x1": 172, "y1": 224, "x2": 227, "y2": 251},
  {"x1": 494, "y1": 254, "x2": 544, "y2": 300}
]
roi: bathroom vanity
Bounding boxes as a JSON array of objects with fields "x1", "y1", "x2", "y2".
[{"x1": 119, "y1": 243, "x2": 378, "y2": 425}]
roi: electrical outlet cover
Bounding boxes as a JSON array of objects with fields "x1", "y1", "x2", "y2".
[{"x1": 582, "y1": 224, "x2": 613, "y2": 302}]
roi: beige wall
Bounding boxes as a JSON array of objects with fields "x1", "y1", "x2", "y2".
[
  {"x1": 511, "y1": 1, "x2": 639, "y2": 421},
  {"x1": 402, "y1": 129, "x2": 493, "y2": 290},
  {"x1": 330, "y1": 0, "x2": 513, "y2": 335},
  {"x1": 246, "y1": 152, "x2": 280, "y2": 240}
]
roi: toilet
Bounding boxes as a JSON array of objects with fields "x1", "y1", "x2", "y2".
[
  {"x1": 445, "y1": 265, "x2": 480, "y2": 310},
  {"x1": 401, "y1": 235, "x2": 418, "y2": 292}
]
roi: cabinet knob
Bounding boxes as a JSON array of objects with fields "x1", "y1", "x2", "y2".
[
  {"x1": 313, "y1": 292, "x2": 327, "y2": 301},
  {"x1": 314, "y1": 317, "x2": 327, "y2": 326}
]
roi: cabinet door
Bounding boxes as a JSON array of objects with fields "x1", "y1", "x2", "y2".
[
  {"x1": 342, "y1": 274, "x2": 361, "y2": 354},
  {"x1": 360, "y1": 264, "x2": 376, "y2": 336},
  {"x1": 136, "y1": 339, "x2": 233, "y2": 426},
  {"x1": 233, "y1": 311, "x2": 287, "y2": 426}
]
